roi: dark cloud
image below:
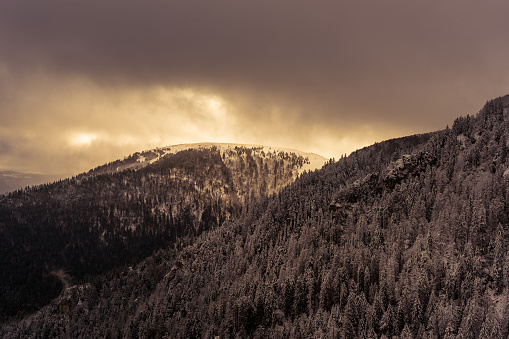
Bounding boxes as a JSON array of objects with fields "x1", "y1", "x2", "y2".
[{"x1": 1, "y1": 1, "x2": 508, "y2": 173}]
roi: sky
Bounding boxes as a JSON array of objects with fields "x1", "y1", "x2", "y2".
[{"x1": 1, "y1": 1, "x2": 509, "y2": 175}]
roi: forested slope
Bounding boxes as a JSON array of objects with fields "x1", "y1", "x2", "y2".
[
  {"x1": 0, "y1": 145, "x2": 315, "y2": 321},
  {"x1": 3, "y1": 96, "x2": 509, "y2": 338}
]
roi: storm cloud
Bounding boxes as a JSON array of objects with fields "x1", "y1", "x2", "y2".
[{"x1": 1, "y1": 0, "x2": 508, "y2": 173}]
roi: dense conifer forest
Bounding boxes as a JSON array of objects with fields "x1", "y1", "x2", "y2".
[
  {"x1": 0, "y1": 146, "x2": 310, "y2": 321},
  {"x1": 2, "y1": 96, "x2": 509, "y2": 338}
]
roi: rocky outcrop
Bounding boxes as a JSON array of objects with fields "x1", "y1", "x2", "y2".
[
  {"x1": 330, "y1": 150, "x2": 436, "y2": 216},
  {"x1": 383, "y1": 151, "x2": 436, "y2": 188}
]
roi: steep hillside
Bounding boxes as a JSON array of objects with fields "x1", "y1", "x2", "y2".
[
  {"x1": 0, "y1": 144, "x2": 325, "y2": 321},
  {"x1": 3, "y1": 96, "x2": 509, "y2": 338}
]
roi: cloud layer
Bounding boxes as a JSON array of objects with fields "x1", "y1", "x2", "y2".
[{"x1": 1, "y1": 1, "x2": 509, "y2": 173}]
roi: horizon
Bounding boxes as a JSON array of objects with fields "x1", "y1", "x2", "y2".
[
  {"x1": 1, "y1": 1, "x2": 509, "y2": 174},
  {"x1": 3, "y1": 141, "x2": 330, "y2": 176}
]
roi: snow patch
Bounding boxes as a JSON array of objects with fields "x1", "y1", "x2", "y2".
[
  {"x1": 100, "y1": 230, "x2": 106, "y2": 243},
  {"x1": 456, "y1": 134, "x2": 468, "y2": 148},
  {"x1": 97, "y1": 142, "x2": 328, "y2": 177},
  {"x1": 157, "y1": 142, "x2": 328, "y2": 173}
]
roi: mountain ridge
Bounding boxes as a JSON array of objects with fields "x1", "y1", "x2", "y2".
[
  {"x1": 0, "y1": 143, "x2": 324, "y2": 322},
  {"x1": 3, "y1": 96, "x2": 509, "y2": 338},
  {"x1": 86, "y1": 142, "x2": 327, "y2": 177}
]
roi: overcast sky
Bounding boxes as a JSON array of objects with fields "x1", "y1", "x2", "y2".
[{"x1": 1, "y1": 1, "x2": 508, "y2": 174}]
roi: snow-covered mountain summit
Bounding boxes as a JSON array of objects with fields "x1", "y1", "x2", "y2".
[
  {"x1": 90, "y1": 142, "x2": 328, "y2": 176},
  {"x1": 158, "y1": 143, "x2": 328, "y2": 174}
]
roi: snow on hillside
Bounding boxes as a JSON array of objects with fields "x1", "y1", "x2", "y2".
[{"x1": 136, "y1": 142, "x2": 328, "y2": 174}]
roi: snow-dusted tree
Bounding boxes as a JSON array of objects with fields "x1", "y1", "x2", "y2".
[
  {"x1": 411, "y1": 292, "x2": 424, "y2": 332},
  {"x1": 379, "y1": 303, "x2": 395, "y2": 337},
  {"x1": 478, "y1": 313, "x2": 502, "y2": 339},
  {"x1": 504, "y1": 252, "x2": 509, "y2": 290},
  {"x1": 394, "y1": 299, "x2": 406, "y2": 335},
  {"x1": 457, "y1": 297, "x2": 485, "y2": 339},
  {"x1": 493, "y1": 223, "x2": 505, "y2": 293},
  {"x1": 319, "y1": 270, "x2": 334, "y2": 311},
  {"x1": 471, "y1": 200, "x2": 487, "y2": 254},
  {"x1": 400, "y1": 323, "x2": 413, "y2": 339}
]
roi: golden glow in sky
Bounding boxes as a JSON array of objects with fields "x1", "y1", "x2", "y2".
[
  {"x1": 1, "y1": 1, "x2": 509, "y2": 174},
  {"x1": 69, "y1": 133, "x2": 98, "y2": 147}
]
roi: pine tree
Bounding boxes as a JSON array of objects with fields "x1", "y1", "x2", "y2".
[
  {"x1": 394, "y1": 299, "x2": 405, "y2": 335},
  {"x1": 471, "y1": 200, "x2": 487, "y2": 254},
  {"x1": 424, "y1": 289, "x2": 437, "y2": 326},
  {"x1": 504, "y1": 252, "x2": 509, "y2": 289},
  {"x1": 493, "y1": 223, "x2": 505, "y2": 293},
  {"x1": 478, "y1": 313, "x2": 502, "y2": 339},
  {"x1": 400, "y1": 323, "x2": 413, "y2": 339},
  {"x1": 357, "y1": 265, "x2": 365, "y2": 295},
  {"x1": 319, "y1": 271, "x2": 334, "y2": 311},
  {"x1": 326, "y1": 305, "x2": 341, "y2": 338},
  {"x1": 380, "y1": 304, "x2": 395, "y2": 337},
  {"x1": 339, "y1": 281, "x2": 348, "y2": 311},
  {"x1": 371, "y1": 291, "x2": 385, "y2": 334},
  {"x1": 342, "y1": 293, "x2": 358, "y2": 339},
  {"x1": 282, "y1": 277, "x2": 295, "y2": 316},
  {"x1": 363, "y1": 266, "x2": 371, "y2": 299},
  {"x1": 457, "y1": 297, "x2": 484, "y2": 339},
  {"x1": 411, "y1": 293, "x2": 424, "y2": 331}
]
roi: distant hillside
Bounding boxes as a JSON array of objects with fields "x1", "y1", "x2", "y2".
[
  {"x1": 87, "y1": 142, "x2": 327, "y2": 176},
  {"x1": 0, "y1": 144, "x2": 326, "y2": 321},
  {"x1": 0, "y1": 171, "x2": 69, "y2": 195}
]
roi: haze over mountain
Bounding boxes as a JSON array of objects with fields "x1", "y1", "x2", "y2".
[
  {"x1": 0, "y1": 171, "x2": 70, "y2": 195},
  {"x1": 1, "y1": 1, "x2": 509, "y2": 175},
  {"x1": 2, "y1": 96, "x2": 509, "y2": 338}
]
